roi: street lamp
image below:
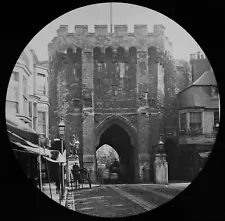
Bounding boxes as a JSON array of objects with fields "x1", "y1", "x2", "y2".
[
  {"x1": 155, "y1": 134, "x2": 164, "y2": 154},
  {"x1": 154, "y1": 134, "x2": 168, "y2": 185},
  {"x1": 58, "y1": 116, "x2": 65, "y2": 199}
]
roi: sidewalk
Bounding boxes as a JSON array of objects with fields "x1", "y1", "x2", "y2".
[
  {"x1": 65, "y1": 183, "x2": 101, "y2": 191},
  {"x1": 42, "y1": 183, "x2": 67, "y2": 206},
  {"x1": 139, "y1": 182, "x2": 190, "y2": 188}
]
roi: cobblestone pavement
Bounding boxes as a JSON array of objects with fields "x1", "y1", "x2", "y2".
[{"x1": 63, "y1": 183, "x2": 187, "y2": 217}]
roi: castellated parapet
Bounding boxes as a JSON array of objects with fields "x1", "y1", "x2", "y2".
[{"x1": 48, "y1": 24, "x2": 172, "y2": 60}]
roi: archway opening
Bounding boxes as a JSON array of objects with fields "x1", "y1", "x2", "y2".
[
  {"x1": 96, "y1": 123, "x2": 136, "y2": 184},
  {"x1": 96, "y1": 144, "x2": 120, "y2": 183}
]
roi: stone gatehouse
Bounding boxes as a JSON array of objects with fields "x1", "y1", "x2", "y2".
[{"x1": 48, "y1": 24, "x2": 181, "y2": 183}]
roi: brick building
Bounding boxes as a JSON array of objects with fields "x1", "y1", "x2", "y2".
[{"x1": 48, "y1": 24, "x2": 188, "y2": 183}]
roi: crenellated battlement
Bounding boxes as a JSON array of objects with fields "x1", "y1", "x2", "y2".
[
  {"x1": 56, "y1": 24, "x2": 166, "y2": 37},
  {"x1": 49, "y1": 24, "x2": 172, "y2": 60}
]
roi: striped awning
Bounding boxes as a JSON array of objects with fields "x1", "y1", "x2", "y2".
[
  {"x1": 8, "y1": 130, "x2": 66, "y2": 163},
  {"x1": 6, "y1": 114, "x2": 66, "y2": 163}
]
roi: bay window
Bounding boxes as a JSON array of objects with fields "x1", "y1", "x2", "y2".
[{"x1": 189, "y1": 112, "x2": 202, "y2": 133}]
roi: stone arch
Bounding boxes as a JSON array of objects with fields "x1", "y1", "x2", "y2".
[
  {"x1": 105, "y1": 46, "x2": 113, "y2": 61},
  {"x1": 148, "y1": 46, "x2": 157, "y2": 65},
  {"x1": 129, "y1": 47, "x2": 137, "y2": 64},
  {"x1": 93, "y1": 47, "x2": 101, "y2": 62},
  {"x1": 116, "y1": 46, "x2": 126, "y2": 62},
  {"x1": 95, "y1": 115, "x2": 137, "y2": 148},
  {"x1": 95, "y1": 115, "x2": 138, "y2": 183}
]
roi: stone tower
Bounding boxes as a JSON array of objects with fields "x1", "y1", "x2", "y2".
[{"x1": 48, "y1": 24, "x2": 174, "y2": 183}]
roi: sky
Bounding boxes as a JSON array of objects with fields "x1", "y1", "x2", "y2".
[{"x1": 28, "y1": 3, "x2": 202, "y2": 62}]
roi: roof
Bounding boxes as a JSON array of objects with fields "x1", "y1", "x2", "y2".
[
  {"x1": 193, "y1": 68, "x2": 217, "y2": 86},
  {"x1": 178, "y1": 68, "x2": 217, "y2": 96}
]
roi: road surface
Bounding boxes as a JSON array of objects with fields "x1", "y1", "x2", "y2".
[{"x1": 64, "y1": 183, "x2": 189, "y2": 217}]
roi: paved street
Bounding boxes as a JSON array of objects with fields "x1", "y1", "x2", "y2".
[{"x1": 63, "y1": 183, "x2": 189, "y2": 217}]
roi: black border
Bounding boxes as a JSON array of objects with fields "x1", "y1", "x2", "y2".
[{"x1": 2, "y1": 1, "x2": 225, "y2": 221}]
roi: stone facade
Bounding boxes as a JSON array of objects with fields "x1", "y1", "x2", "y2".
[{"x1": 48, "y1": 24, "x2": 183, "y2": 183}]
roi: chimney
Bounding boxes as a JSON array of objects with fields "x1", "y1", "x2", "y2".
[
  {"x1": 134, "y1": 25, "x2": 148, "y2": 37},
  {"x1": 190, "y1": 53, "x2": 197, "y2": 60},
  {"x1": 114, "y1": 25, "x2": 128, "y2": 36},
  {"x1": 95, "y1": 25, "x2": 108, "y2": 36},
  {"x1": 190, "y1": 53, "x2": 211, "y2": 82},
  {"x1": 57, "y1": 25, "x2": 68, "y2": 37},
  {"x1": 74, "y1": 25, "x2": 88, "y2": 36}
]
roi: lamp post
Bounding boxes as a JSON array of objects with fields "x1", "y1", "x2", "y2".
[
  {"x1": 58, "y1": 116, "x2": 65, "y2": 199},
  {"x1": 154, "y1": 134, "x2": 168, "y2": 185}
]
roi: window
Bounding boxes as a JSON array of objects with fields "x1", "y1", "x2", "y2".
[
  {"x1": 180, "y1": 113, "x2": 187, "y2": 131},
  {"x1": 33, "y1": 103, "x2": 37, "y2": 131},
  {"x1": 189, "y1": 112, "x2": 202, "y2": 131},
  {"x1": 12, "y1": 72, "x2": 19, "y2": 81},
  {"x1": 38, "y1": 111, "x2": 46, "y2": 135},
  {"x1": 6, "y1": 72, "x2": 19, "y2": 114},
  {"x1": 22, "y1": 76, "x2": 28, "y2": 116},
  {"x1": 6, "y1": 101, "x2": 19, "y2": 114},
  {"x1": 37, "y1": 73, "x2": 46, "y2": 95},
  {"x1": 29, "y1": 101, "x2": 32, "y2": 118},
  {"x1": 214, "y1": 111, "x2": 219, "y2": 132},
  {"x1": 23, "y1": 76, "x2": 27, "y2": 97},
  {"x1": 211, "y1": 86, "x2": 219, "y2": 99},
  {"x1": 23, "y1": 97, "x2": 28, "y2": 116}
]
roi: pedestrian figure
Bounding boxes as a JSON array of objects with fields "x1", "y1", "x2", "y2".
[{"x1": 71, "y1": 163, "x2": 82, "y2": 189}]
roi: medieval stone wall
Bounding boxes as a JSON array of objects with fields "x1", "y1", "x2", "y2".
[{"x1": 48, "y1": 24, "x2": 177, "y2": 182}]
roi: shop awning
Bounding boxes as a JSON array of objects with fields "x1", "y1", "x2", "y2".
[
  {"x1": 8, "y1": 131, "x2": 66, "y2": 163},
  {"x1": 6, "y1": 113, "x2": 39, "y2": 145},
  {"x1": 6, "y1": 114, "x2": 66, "y2": 163}
]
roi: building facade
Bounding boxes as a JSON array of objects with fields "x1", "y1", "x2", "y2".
[
  {"x1": 177, "y1": 58, "x2": 219, "y2": 181},
  {"x1": 48, "y1": 24, "x2": 191, "y2": 183},
  {"x1": 6, "y1": 47, "x2": 50, "y2": 139}
]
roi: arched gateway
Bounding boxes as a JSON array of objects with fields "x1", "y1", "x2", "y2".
[
  {"x1": 49, "y1": 24, "x2": 177, "y2": 183},
  {"x1": 95, "y1": 116, "x2": 138, "y2": 183}
]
